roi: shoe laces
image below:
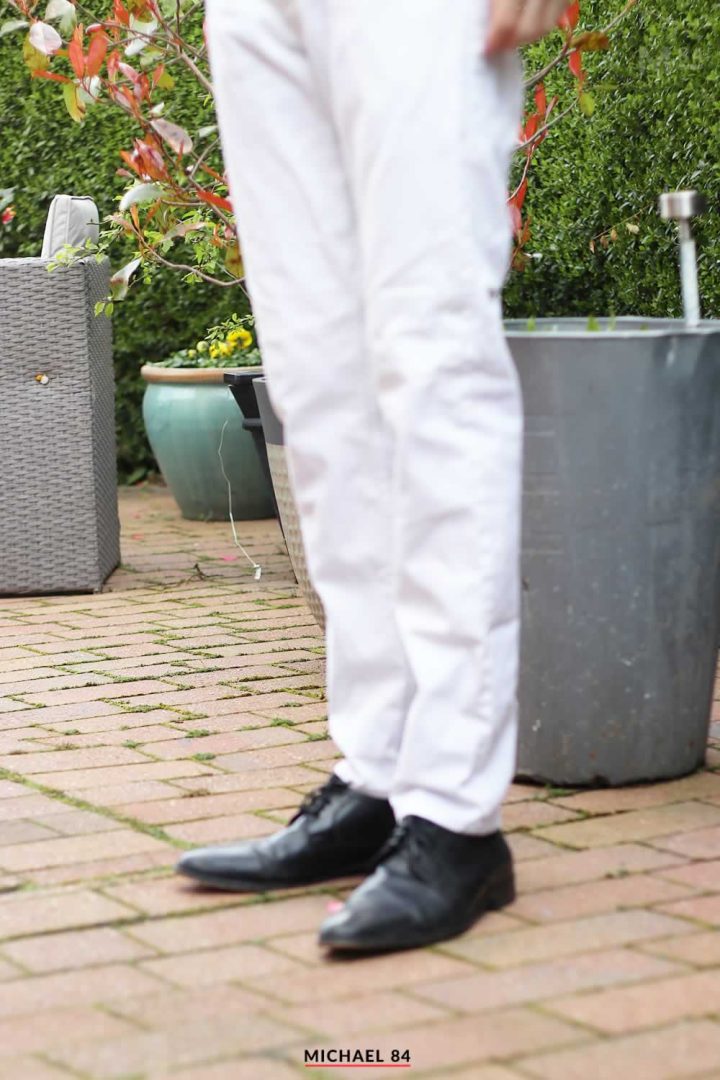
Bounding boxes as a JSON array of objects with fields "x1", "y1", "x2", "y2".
[
  {"x1": 376, "y1": 818, "x2": 436, "y2": 881},
  {"x1": 289, "y1": 774, "x2": 346, "y2": 824}
]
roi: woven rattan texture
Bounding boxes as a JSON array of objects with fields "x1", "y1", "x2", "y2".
[
  {"x1": 266, "y1": 442, "x2": 325, "y2": 629},
  {"x1": 0, "y1": 258, "x2": 120, "y2": 594}
]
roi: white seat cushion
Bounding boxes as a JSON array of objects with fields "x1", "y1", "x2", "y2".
[{"x1": 41, "y1": 195, "x2": 99, "y2": 259}]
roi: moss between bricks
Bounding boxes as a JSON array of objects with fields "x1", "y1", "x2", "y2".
[{"x1": 0, "y1": 766, "x2": 187, "y2": 850}]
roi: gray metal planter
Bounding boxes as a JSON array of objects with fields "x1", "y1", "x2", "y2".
[
  {"x1": 254, "y1": 320, "x2": 720, "y2": 786},
  {"x1": 514, "y1": 318, "x2": 720, "y2": 786}
]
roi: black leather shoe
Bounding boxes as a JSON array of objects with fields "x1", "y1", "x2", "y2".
[
  {"x1": 176, "y1": 774, "x2": 395, "y2": 892},
  {"x1": 318, "y1": 815, "x2": 515, "y2": 952}
]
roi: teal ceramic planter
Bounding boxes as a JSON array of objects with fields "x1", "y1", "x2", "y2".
[{"x1": 141, "y1": 365, "x2": 274, "y2": 521}]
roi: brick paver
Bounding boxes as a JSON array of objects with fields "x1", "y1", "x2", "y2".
[
  {"x1": 519, "y1": 1020, "x2": 720, "y2": 1079},
  {"x1": 545, "y1": 968, "x2": 720, "y2": 1034},
  {"x1": 1, "y1": 485, "x2": 719, "y2": 1077}
]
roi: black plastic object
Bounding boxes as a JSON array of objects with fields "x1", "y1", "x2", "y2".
[{"x1": 223, "y1": 369, "x2": 278, "y2": 520}]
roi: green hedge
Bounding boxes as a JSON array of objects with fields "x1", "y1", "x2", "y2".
[
  {"x1": 1, "y1": 0, "x2": 718, "y2": 475},
  {"x1": 505, "y1": 0, "x2": 720, "y2": 319}
]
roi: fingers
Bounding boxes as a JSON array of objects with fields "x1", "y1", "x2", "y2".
[
  {"x1": 485, "y1": 0, "x2": 524, "y2": 56},
  {"x1": 515, "y1": 0, "x2": 569, "y2": 47},
  {"x1": 486, "y1": 0, "x2": 569, "y2": 55}
]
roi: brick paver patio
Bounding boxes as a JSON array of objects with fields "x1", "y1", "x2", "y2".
[{"x1": 1, "y1": 485, "x2": 720, "y2": 1079}]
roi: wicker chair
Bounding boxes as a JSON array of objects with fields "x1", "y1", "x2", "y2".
[{"x1": 0, "y1": 197, "x2": 120, "y2": 595}]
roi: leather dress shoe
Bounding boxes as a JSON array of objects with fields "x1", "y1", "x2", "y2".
[
  {"x1": 176, "y1": 774, "x2": 395, "y2": 891},
  {"x1": 319, "y1": 814, "x2": 515, "y2": 952}
]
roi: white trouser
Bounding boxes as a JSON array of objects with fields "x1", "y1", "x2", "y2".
[{"x1": 206, "y1": 0, "x2": 524, "y2": 835}]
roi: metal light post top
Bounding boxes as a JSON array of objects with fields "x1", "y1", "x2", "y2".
[
  {"x1": 659, "y1": 190, "x2": 707, "y2": 221},
  {"x1": 658, "y1": 189, "x2": 707, "y2": 328}
]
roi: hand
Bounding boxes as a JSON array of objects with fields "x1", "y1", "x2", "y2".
[{"x1": 486, "y1": 0, "x2": 571, "y2": 55}]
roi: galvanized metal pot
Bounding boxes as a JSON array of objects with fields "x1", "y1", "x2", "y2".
[
  {"x1": 513, "y1": 318, "x2": 720, "y2": 785},
  {"x1": 254, "y1": 320, "x2": 720, "y2": 786}
]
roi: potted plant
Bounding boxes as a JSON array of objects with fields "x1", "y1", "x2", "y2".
[{"x1": 141, "y1": 315, "x2": 274, "y2": 521}]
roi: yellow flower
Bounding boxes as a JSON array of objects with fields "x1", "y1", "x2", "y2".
[
  {"x1": 209, "y1": 344, "x2": 220, "y2": 359},
  {"x1": 228, "y1": 328, "x2": 253, "y2": 349}
]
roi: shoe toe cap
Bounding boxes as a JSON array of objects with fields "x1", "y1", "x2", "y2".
[
  {"x1": 175, "y1": 846, "x2": 217, "y2": 880},
  {"x1": 319, "y1": 876, "x2": 415, "y2": 949},
  {"x1": 176, "y1": 843, "x2": 263, "y2": 884}
]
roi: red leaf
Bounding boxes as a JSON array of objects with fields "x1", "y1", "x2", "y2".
[
  {"x1": 31, "y1": 69, "x2": 72, "y2": 83},
  {"x1": 150, "y1": 118, "x2": 193, "y2": 155},
  {"x1": 523, "y1": 115, "x2": 539, "y2": 142},
  {"x1": 515, "y1": 178, "x2": 528, "y2": 211},
  {"x1": 68, "y1": 25, "x2": 85, "y2": 79},
  {"x1": 569, "y1": 50, "x2": 584, "y2": 80},
  {"x1": 135, "y1": 73, "x2": 151, "y2": 102},
  {"x1": 124, "y1": 137, "x2": 169, "y2": 181},
  {"x1": 126, "y1": 0, "x2": 154, "y2": 17},
  {"x1": 196, "y1": 189, "x2": 234, "y2": 213},
  {"x1": 108, "y1": 82, "x2": 139, "y2": 116},
  {"x1": 113, "y1": 0, "x2": 130, "y2": 26},
  {"x1": 509, "y1": 203, "x2": 522, "y2": 234},
  {"x1": 86, "y1": 31, "x2": 108, "y2": 78},
  {"x1": 119, "y1": 149, "x2": 141, "y2": 177},
  {"x1": 573, "y1": 30, "x2": 610, "y2": 52},
  {"x1": 106, "y1": 49, "x2": 120, "y2": 81},
  {"x1": 197, "y1": 162, "x2": 225, "y2": 184},
  {"x1": 534, "y1": 82, "x2": 547, "y2": 117},
  {"x1": 118, "y1": 61, "x2": 141, "y2": 86},
  {"x1": 559, "y1": 1, "x2": 580, "y2": 31}
]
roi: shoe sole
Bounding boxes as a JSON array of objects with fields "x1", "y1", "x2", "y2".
[
  {"x1": 320, "y1": 864, "x2": 516, "y2": 953},
  {"x1": 176, "y1": 860, "x2": 379, "y2": 894}
]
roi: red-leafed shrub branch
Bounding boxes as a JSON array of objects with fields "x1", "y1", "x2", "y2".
[
  {"x1": 510, "y1": 0, "x2": 639, "y2": 269},
  {"x1": 2, "y1": 0, "x2": 639, "y2": 296}
]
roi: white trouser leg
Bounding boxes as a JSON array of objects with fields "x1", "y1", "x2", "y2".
[
  {"x1": 205, "y1": 0, "x2": 410, "y2": 799},
  {"x1": 320, "y1": 1, "x2": 524, "y2": 834},
  {"x1": 206, "y1": 0, "x2": 524, "y2": 834}
]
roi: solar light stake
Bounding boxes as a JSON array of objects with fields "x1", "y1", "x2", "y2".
[{"x1": 659, "y1": 190, "x2": 707, "y2": 328}]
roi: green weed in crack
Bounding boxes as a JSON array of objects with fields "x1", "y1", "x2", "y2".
[
  {"x1": 0, "y1": 767, "x2": 186, "y2": 849},
  {"x1": 104, "y1": 701, "x2": 158, "y2": 714}
]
